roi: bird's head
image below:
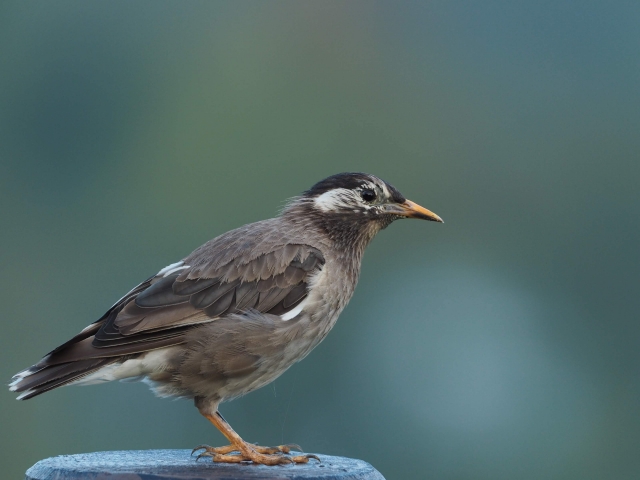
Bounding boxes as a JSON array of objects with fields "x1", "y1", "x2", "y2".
[{"x1": 284, "y1": 172, "x2": 442, "y2": 245}]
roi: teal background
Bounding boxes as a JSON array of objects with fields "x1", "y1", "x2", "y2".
[{"x1": 1, "y1": 2, "x2": 639, "y2": 479}]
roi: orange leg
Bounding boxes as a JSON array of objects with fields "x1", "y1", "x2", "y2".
[{"x1": 193, "y1": 411, "x2": 319, "y2": 465}]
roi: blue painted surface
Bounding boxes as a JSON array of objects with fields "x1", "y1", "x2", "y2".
[{"x1": 25, "y1": 449, "x2": 386, "y2": 480}]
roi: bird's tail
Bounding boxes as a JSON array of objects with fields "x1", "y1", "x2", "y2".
[{"x1": 9, "y1": 357, "x2": 115, "y2": 400}]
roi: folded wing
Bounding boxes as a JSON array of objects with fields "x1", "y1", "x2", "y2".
[{"x1": 11, "y1": 243, "x2": 324, "y2": 399}]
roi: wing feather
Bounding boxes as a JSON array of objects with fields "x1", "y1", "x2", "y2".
[
  {"x1": 35, "y1": 242, "x2": 323, "y2": 370},
  {"x1": 203, "y1": 289, "x2": 236, "y2": 317},
  {"x1": 134, "y1": 273, "x2": 187, "y2": 307}
]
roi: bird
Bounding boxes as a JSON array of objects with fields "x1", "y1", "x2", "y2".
[{"x1": 9, "y1": 172, "x2": 442, "y2": 465}]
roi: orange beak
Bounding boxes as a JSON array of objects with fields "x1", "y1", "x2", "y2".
[{"x1": 397, "y1": 199, "x2": 443, "y2": 223}]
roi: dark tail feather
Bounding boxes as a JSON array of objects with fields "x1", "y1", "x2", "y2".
[{"x1": 9, "y1": 358, "x2": 115, "y2": 400}]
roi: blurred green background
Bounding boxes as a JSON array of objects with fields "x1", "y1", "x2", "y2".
[{"x1": 1, "y1": 1, "x2": 639, "y2": 479}]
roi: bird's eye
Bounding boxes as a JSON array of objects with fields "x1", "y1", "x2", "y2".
[{"x1": 360, "y1": 189, "x2": 377, "y2": 202}]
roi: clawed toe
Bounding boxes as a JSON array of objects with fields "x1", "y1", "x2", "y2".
[
  {"x1": 191, "y1": 444, "x2": 210, "y2": 456},
  {"x1": 195, "y1": 451, "x2": 214, "y2": 462},
  {"x1": 251, "y1": 442, "x2": 304, "y2": 454},
  {"x1": 192, "y1": 444, "x2": 239, "y2": 457},
  {"x1": 279, "y1": 443, "x2": 304, "y2": 453},
  {"x1": 290, "y1": 453, "x2": 321, "y2": 463},
  {"x1": 193, "y1": 445, "x2": 243, "y2": 462}
]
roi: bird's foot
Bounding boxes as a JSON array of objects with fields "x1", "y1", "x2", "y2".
[
  {"x1": 192, "y1": 443, "x2": 301, "y2": 455},
  {"x1": 192, "y1": 443, "x2": 320, "y2": 465}
]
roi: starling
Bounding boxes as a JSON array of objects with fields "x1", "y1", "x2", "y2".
[{"x1": 10, "y1": 172, "x2": 442, "y2": 465}]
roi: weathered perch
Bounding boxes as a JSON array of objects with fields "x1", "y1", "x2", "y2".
[{"x1": 25, "y1": 449, "x2": 386, "y2": 479}]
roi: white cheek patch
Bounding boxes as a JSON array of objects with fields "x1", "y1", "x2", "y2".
[
  {"x1": 314, "y1": 189, "x2": 358, "y2": 212},
  {"x1": 313, "y1": 181, "x2": 390, "y2": 213}
]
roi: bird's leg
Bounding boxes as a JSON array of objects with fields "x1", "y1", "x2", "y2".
[{"x1": 193, "y1": 411, "x2": 319, "y2": 465}]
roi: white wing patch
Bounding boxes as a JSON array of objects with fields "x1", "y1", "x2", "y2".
[
  {"x1": 280, "y1": 298, "x2": 309, "y2": 321},
  {"x1": 158, "y1": 261, "x2": 189, "y2": 277}
]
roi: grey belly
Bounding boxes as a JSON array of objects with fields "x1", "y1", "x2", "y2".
[{"x1": 156, "y1": 311, "x2": 335, "y2": 402}]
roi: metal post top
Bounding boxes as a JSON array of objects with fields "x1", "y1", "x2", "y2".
[{"x1": 25, "y1": 449, "x2": 386, "y2": 480}]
